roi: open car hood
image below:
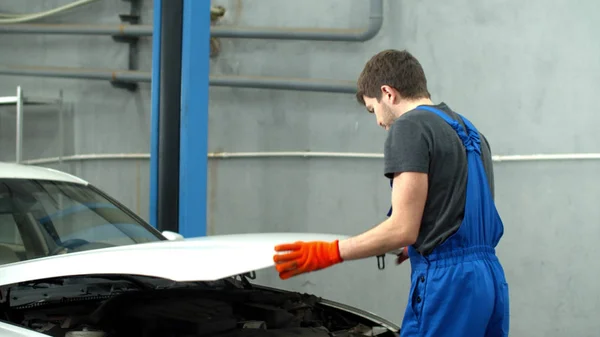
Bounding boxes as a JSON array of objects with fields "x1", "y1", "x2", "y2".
[{"x1": 0, "y1": 233, "x2": 351, "y2": 287}]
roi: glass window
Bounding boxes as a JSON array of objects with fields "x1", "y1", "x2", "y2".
[
  {"x1": 0, "y1": 214, "x2": 23, "y2": 245},
  {"x1": 0, "y1": 214, "x2": 26, "y2": 264},
  {"x1": 0, "y1": 178, "x2": 163, "y2": 265}
]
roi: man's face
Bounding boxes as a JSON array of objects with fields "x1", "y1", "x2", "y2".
[{"x1": 363, "y1": 96, "x2": 397, "y2": 131}]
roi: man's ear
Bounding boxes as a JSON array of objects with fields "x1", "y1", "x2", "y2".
[{"x1": 380, "y1": 85, "x2": 397, "y2": 103}]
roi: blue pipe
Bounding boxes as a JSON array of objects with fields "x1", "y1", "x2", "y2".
[
  {"x1": 179, "y1": 0, "x2": 210, "y2": 238},
  {"x1": 149, "y1": 0, "x2": 161, "y2": 228}
]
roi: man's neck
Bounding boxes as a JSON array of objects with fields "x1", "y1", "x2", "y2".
[{"x1": 396, "y1": 98, "x2": 435, "y2": 117}]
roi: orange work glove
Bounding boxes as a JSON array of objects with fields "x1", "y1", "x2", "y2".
[
  {"x1": 396, "y1": 246, "x2": 409, "y2": 265},
  {"x1": 273, "y1": 240, "x2": 343, "y2": 280}
]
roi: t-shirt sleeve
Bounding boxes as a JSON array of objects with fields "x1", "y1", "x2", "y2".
[{"x1": 384, "y1": 118, "x2": 431, "y2": 179}]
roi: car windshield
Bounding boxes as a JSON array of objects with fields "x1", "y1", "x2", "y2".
[{"x1": 0, "y1": 178, "x2": 164, "y2": 266}]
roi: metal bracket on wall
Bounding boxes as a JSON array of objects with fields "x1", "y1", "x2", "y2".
[
  {"x1": 210, "y1": 6, "x2": 226, "y2": 58},
  {"x1": 111, "y1": 0, "x2": 141, "y2": 91}
]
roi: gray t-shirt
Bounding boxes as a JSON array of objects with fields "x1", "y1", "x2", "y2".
[{"x1": 383, "y1": 102, "x2": 494, "y2": 256}]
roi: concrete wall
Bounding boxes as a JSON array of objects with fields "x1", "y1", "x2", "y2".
[{"x1": 1, "y1": 0, "x2": 599, "y2": 336}]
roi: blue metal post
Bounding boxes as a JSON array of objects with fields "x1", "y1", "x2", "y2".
[
  {"x1": 149, "y1": 0, "x2": 162, "y2": 228},
  {"x1": 179, "y1": 0, "x2": 211, "y2": 237}
]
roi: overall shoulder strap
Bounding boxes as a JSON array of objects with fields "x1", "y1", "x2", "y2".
[
  {"x1": 416, "y1": 105, "x2": 456, "y2": 125},
  {"x1": 415, "y1": 105, "x2": 481, "y2": 154}
]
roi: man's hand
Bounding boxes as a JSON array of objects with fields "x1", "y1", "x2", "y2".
[
  {"x1": 395, "y1": 246, "x2": 409, "y2": 265},
  {"x1": 273, "y1": 240, "x2": 343, "y2": 280}
]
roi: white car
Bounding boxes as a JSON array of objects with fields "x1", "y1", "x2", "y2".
[{"x1": 0, "y1": 163, "x2": 400, "y2": 337}]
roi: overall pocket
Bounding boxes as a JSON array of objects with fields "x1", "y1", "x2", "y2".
[
  {"x1": 500, "y1": 282, "x2": 510, "y2": 335},
  {"x1": 409, "y1": 272, "x2": 426, "y2": 323}
]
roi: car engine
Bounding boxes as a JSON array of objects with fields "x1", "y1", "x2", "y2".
[{"x1": 1, "y1": 277, "x2": 395, "y2": 337}]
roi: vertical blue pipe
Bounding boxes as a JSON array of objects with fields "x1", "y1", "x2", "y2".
[
  {"x1": 179, "y1": 0, "x2": 210, "y2": 238},
  {"x1": 149, "y1": 0, "x2": 162, "y2": 228}
]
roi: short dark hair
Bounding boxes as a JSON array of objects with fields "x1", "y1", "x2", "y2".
[{"x1": 356, "y1": 49, "x2": 431, "y2": 105}]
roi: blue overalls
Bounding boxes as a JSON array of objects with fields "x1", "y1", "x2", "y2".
[{"x1": 391, "y1": 106, "x2": 510, "y2": 337}]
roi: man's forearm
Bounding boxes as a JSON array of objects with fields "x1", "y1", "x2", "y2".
[
  {"x1": 337, "y1": 171, "x2": 427, "y2": 262},
  {"x1": 337, "y1": 218, "x2": 416, "y2": 261}
]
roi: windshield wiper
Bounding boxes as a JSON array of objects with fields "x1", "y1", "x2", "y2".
[{"x1": 8, "y1": 277, "x2": 149, "y2": 308}]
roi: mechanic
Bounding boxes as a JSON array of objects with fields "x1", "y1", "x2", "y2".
[{"x1": 272, "y1": 49, "x2": 510, "y2": 336}]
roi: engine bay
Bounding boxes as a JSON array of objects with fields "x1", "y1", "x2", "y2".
[{"x1": 0, "y1": 276, "x2": 396, "y2": 337}]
